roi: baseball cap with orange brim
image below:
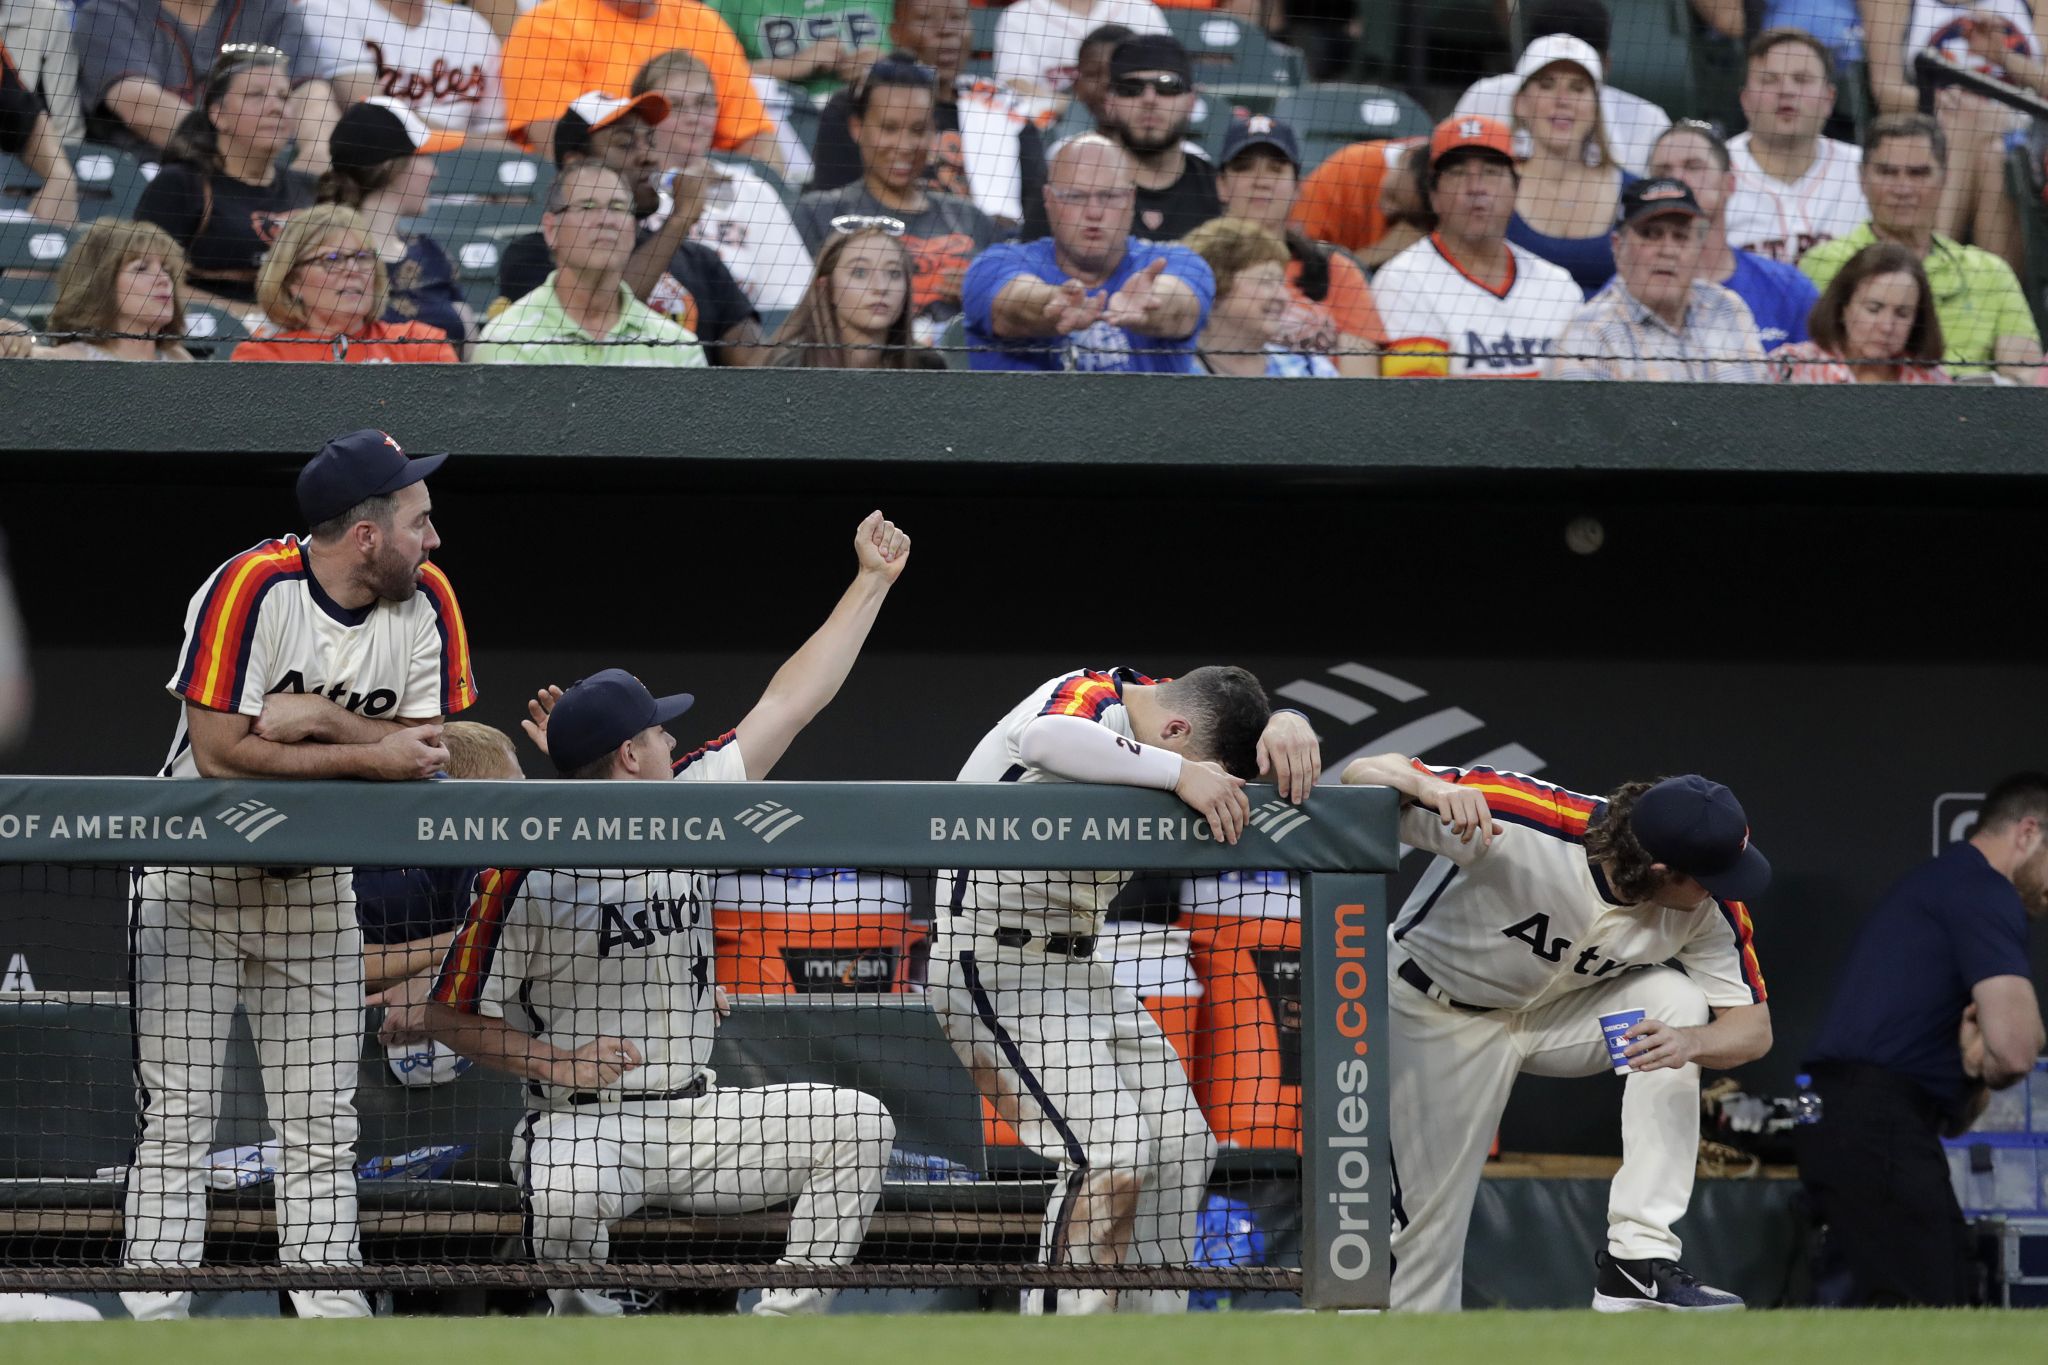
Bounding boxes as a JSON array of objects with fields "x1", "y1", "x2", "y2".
[
  {"x1": 1429, "y1": 114, "x2": 1515, "y2": 170},
  {"x1": 552, "y1": 91, "x2": 673, "y2": 167}
]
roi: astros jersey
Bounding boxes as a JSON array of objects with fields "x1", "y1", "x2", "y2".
[
  {"x1": 160, "y1": 535, "x2": 474, "y2": 778},
  {"x1": 430, "y1": 734, "x2": 748, "y2": 1109},
  {"x1": 950, "y1": 667, "x2": 1155, "y2": 932},
  {"x1": 1374, "y1": 234, "x2": 1581, "y2": 378},
  {"x1": 1390, "y1": 763, "x2": 1767, "y2": 1013},
  {"x1": 1724, "y1": 132, "x2": 1867, "y2": 263}
]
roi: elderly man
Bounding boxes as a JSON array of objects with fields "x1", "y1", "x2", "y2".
[
  {"x1": 477, "y1": 160, "x2": 709, "y2": 365},
  {"x1": 1799, "y1": 114, "x2": 2042, "y2": 382},
  {"x1": 1724, "y1": 29, "x2": 1868, "y2": 262},
  {"x1": 963, "y1": 133, "x2": 1212, "y2": 372},
  {"x1": 1551, "y1": 179, "x2": 1767, "y2": 382}
]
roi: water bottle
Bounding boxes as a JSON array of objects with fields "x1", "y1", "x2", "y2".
[{"x1": 1792, "y1": 1073, "x2": 1824, "y2": 1126}]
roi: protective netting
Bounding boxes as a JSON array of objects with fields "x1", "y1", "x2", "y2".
[
  {"x1": 3, "y1": 2, "x2": 2043, "y2": 378},
  {"x1": 0, "y1": 858, "x2": 1308, "y2": 1305}
]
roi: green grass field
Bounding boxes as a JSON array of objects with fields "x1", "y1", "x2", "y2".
[{"x1": 2, "y1": 1312, "x2": 2039, "y2": 1365}]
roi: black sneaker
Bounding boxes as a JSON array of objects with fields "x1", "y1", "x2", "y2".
[{"x1": 1592, "y1": 1250, "x2": 1745, "y2": 1312}]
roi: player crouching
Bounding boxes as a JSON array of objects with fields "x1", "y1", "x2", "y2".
[{"x1": 1342, "y1": 756, "x2": 1773, "y2": 1312}]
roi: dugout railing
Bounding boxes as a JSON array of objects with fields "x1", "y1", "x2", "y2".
[{"x1": 0, "y1": 777, "x2": 1397, "y2": 1311}]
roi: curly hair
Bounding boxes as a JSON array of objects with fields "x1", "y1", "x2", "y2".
[{"x1": 1581, "y1": 779, "x2": 1667, "y2": 903}]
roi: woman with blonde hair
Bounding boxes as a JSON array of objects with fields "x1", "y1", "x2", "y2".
[
  {"x1": 1183, "y1": 217, "x2": 1340, "y2": 377},
  {"x1": 1504, "y1": 33, "x2": 1639, "y2": 296},
  {"x1": 767, "y1": 225, "x2": 945, "y2": 369},
  {"x1": 33, "y1": 218, "x2": 193, "y2": 361},
  {"x1": 233, "y1": 205, "x2": 458, "y2": 363}
]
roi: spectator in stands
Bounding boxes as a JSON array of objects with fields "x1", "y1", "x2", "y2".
[
  {"x1": 317, "y1": 98, "x2": 469, "y2": 347},
  {"x1": 497, "y1": 91, "x2": 766, "y2": 362},
  {"x1": 811, "y1": 0, "x2": 1049, "y2": 231},
  {"x1": 1183, "y1": 218, "x2": 1339, "y2": 376},
  {"x1": 1770, "y1": 241, "x2": 1951, "y2": 382},
  {"x1": 713, "y1": 0, "x2": 886, "y2": 95},
  {"x1": 477, "y1": 161, "x2": 709, "y2": 363},
  {"x1": 1069, "y1": 22, "x2": 1133, "y2": 129},
  {"x1": 995, "y1": 0, "x2": 1168, "y2": 104},
  {"x1": 963, "y1": 132, "x2": 1212, "y2": 371},
  {"x1": 1725, "y1": 29, "x2": 1868, "y2": 262},
  {"x1": 1023, "y1": 34, "x2": 1217, "y2": 242},
  {"x1": 1504, "y1": 34, "x2": 1638, "y2": 296},
  {"x1": 1649, "y1": 120, "x2": 1820, "y2": 349},
  {"x1": 1454, "y1": 0, "x2": 1672, "y2": 174},
  {"x1": 1, "y1": 36, "x2": 78, "y2": 225},
  {"x1": 499, "y1": 0, "x2": 782, "y2": 169},
  {"x1": 1375, "y1": 115, "x2": 1582, "y2": 378},
  {"x1": 1799, "y1": 114, "x2": 2042, "y2": 380},
  {"x1": 302, "y1": 0, "x2": 510, "y2": 151},
  {"x1": 75, "y1": 4, "x2": 339, "y2": 173},
  {"x1": 767, "y1": 223, "x2": 947, "y2": 366},
  {"x1": 634, "y1": 49, "x2": 814, "y2": 314},
  {"x1": 2, "y1": 0, "x2": 83, "y2": 144},
  {"x1": 32, "y1": 219, "x2": 194, "y2": 360},
  {"x1": 133, "y1": 46, "x2": 318, "y2": 311},
  {"x1": 1210, "y1": 116, "x2": 1380, "y2": 375},
  {"x1": 233, "y1": 205, "x2": 460, "y2": 361},
  {"x1": 1290, "y1": 136, "x2": 1433, "y2": 268},
  {"x1": 1550, "y1": 179, "x2": 1768, "y2": 381},
  {"x1": 795, "y1": 54, "x2": 998, "y2": 340}
]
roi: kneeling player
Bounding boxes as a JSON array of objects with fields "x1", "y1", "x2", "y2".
[
  {"x1": 1341, "y1": 755, "x2": 1773, "y2": 1312},
  {"x1": 929, "y1": 666, "x2": 1319, "y2": 1314},
  {"x1": 418, "y1": 513, "x2": 908, "y2": 1316}
]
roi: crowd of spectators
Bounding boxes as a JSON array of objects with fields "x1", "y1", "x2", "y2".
[{"x1": 0, "y1": 0, "x2": 2044, "y2": 380}]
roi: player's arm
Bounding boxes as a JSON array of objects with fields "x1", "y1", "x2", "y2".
[
  {"x1": 364, "y1": 931, "x2": 461, "y2": 994},
  {"x1": 1017, "y1": 713, "x2": 1249, "y2": 845},
  {"x1": 1257, "y1": 710, "x2": 1321, "y2": 803},
  {"x1": 1968, "y1": 975, "x2": 2046, "y2": 1088},
  {"x1": 1341, "y1": 752, "x2": 1501, "y2": 847},
  {"x1": 417, "y1": 999, "x2": 642, "y2": 1091},
  {"x1": 184, "y1": 703, "x2": 448, "y2": 780},
  {"x1": 730, "y1": 510, "x2": 910, "y2": 779},
  {"x1": 252, "y1": 692, "x2": 439, "y2": 745},
  {"x1": 1624, "y1": 1001, "x2": 1773, "y2": 1073}
]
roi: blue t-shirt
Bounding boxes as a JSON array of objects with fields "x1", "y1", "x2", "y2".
[
  {"x1": 1506, "y1": 173, "x2": 1641, "y2": 298},
  {"x1": 1807, "y1": 842, "x2": 2034, "y2": 1106},
  {"x1": 1724, "y1": 249, "x2": 1818, "y2": 350},
  {"x1": 354, "y1": 865, "x2": 482, "y2": 945},
  {"x1": 962, "y1": 238, "x2": 1215, "y2": 373},
  {"x1": 384, "y1": 235, "x2": 467, "y2": 347}
]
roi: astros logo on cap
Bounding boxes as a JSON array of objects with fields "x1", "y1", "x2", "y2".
[
  {"x1": 381, "y1": 432, "x2": 403, "y2": 454},
  {"x1": 1248, "y1": 115, "x2": 1273, "y2": 134},
  {"x1": 1459, "y1": 118, "x2": 1485, "y2": 138}
]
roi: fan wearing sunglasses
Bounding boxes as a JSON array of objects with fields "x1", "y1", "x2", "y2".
[
  {"x1": 234, "y1": 205, "x2": 459, "y2": 362},
  {"x1": 794, "y1": 52, "x2": 999, "y2": 339},
  {"x1": 1021, "y1": 34, "x2": 1217, "y2": 245}
]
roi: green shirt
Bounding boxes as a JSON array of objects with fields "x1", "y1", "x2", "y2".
[
  {"x1": 1799, "y1": 224, "x2": 2039, "y2": 376},
  {"x1": 713, "y1": 0, "x2": 892, "y2": 97},
  {"x1": 474, "y1": 274, "x2": 709, "y2": 367}
]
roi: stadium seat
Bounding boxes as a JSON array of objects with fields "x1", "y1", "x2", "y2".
[
  {"x1": 938, "y1": 310, "x2": 970, "y2": 369},
  {"x1": 970, "y1": 4, "x2": 1002, "y2": 67},
  {"x1": 180, "y1": 303, "x2": 248, "y2": 360},
  {"x1": 0, "y1": 220, "x2": 72, "y2": 325},
  {"x1": 424, "y1": 146, "x2": 552, "y2": 209},
  {"x1": 0, "y1": 143, "x2": 147, "y2": 224},
  {"x1": 1513, "y1": 0, "x2": 1697, "y2": 121},
  {"x1": 1163, "y1": 11, "x2": 1304, "y2": 107},
  {"x1": 773, "y1": 81, "x2": 823, "y2": 156},
  {"x1": 1273, "y1": 83, "x2": 1434, "y2": 171}
]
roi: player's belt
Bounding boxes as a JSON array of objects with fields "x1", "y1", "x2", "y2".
[
  {"x1": 1397, "y1": 958, "x2": 1495, "y2": 1014},
  {"x1": 549, "y1": 1074, "x2": 711, "y2": 1106},
  {"x1": 992, "y1": 926, "x2": 1097, "y2": 959}
]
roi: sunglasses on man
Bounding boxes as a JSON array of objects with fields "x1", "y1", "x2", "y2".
[{"x1": 1111, "y1": 73, "x2": 1190, "y2": 99}]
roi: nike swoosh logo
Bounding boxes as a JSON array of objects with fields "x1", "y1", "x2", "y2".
[{"x1": 1616, "y1": 1265, "x2": 1659, "y2": 1299}]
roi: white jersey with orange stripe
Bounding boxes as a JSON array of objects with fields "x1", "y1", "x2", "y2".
[
  {"x1": 1391, "y1": 765, "x2": 1766, "y2": 1014},
  {"x1": 1373, "y1": 235, "x2": 1583, "y2": 379}
]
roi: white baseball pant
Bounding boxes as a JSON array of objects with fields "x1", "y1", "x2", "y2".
[
  {"x1": 1388, "y1": 952, "x2": 1710, "y2": 1312},
  {"x1": 516, "y1": 1082, "x2": 894, "y2": 1317},
  {"x1": 123, "y1": 867, "x2": 369, "y2": 1321},
  {"x1": 928, "y1": 920, "x2": 1217, "y2": 1315}
]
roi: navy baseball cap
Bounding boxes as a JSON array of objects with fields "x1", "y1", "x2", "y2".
[
  {"x1": 548, "y1": 668, "x2": 694, "y2": 775},
  {"x1": 297, "y1": 429, "x2": 447, "y2": 526},
  {"x1": 1616, "y1": 177, "x2": 1706, "y2": 232},
  {"x1": 1221, "y1": 115, "x2": 1301, "y2": 170},
  {"x1": 1631, "y1": 775, "x2": 1771, "y2": 902}
]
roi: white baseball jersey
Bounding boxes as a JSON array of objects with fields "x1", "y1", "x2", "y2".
[
  {"x1": 993, "y1": 0, "x2": 1169, "y2": 96},
  {"x1": 646, "y1": 161, "x2": 814, "y2": 312},
  {"x1": 1375, "y1": 234, "x2": 1582, "y2": 378},
  {"x1": 1391, "y1": 763, "x2": 1768, "y2": 1013},
  {"x1": 431, "y1": 734, "x2": 747, "y2": 1110},
  {"x1": 1725, "y1": 132, "x2": 1867, "y2": 264},
  {"x1": 160, "y1": 534, "x2": 475, "y2": 778},
  {"x1": 949, "y1": 667, "x2": 1158, "y2": 933},
  {"x1": 301, "y1": 0, "x2": 506, "y2": 142}
]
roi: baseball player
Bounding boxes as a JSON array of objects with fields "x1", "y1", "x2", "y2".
[
  {"x1": 1339, "y1": 755, "x2": 1773, "y2": 1312},
  {"x1": 418, "y1": 511, "x2": 908, "y2": 1317},
  {"x1": 127, "y1": 429, "x2": 473, "y2": 1321},
  {"x1": 929, "y1": 667, "x2": 1320, "y2": 1314},
  {"x1": 1372, "y1": 115, "x2": 1583, "y2": 379}
]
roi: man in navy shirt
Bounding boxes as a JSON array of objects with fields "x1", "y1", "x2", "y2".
[
  {"x1": 962, "y1": 134, "x2": 1213, "y2": 373},
  {"x1": 1798, "y1": 772, "x2": 2047, "y2": 1306}
]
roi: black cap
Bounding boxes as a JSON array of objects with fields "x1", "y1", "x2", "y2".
[
  {"x1": 1630, "y1": 775, "x2": 1771, "y2": 902},
  {"x1": 1109, "y1": 33, "x2": 1192, "y2": 82},
  {"x1": 547, "y1": 669, "x2": 695, "y2": 775},
  {"x1": 297, "y1": 429, "x2": 447, "y2": 526},
  {"x1": 1220, "y1": 115, "x2": 1301, "y2": 170},
  {"x1": 1616, "y1": 177, "x2": 1706, "y2": 231},
  {"x1": 330, "y1": 97, "x2": 429, "y2": 175}
]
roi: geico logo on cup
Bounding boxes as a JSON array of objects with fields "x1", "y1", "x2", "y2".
[
  {"x1": 0, "y1": 811, "x2": 212, "y2": 841},
  {"x1": 1323, "y1": 901, "x2": 1376, "y2": 1283},
  {"x1": 927, "y1": 814, "x2": 1235, "y2": 843}
]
